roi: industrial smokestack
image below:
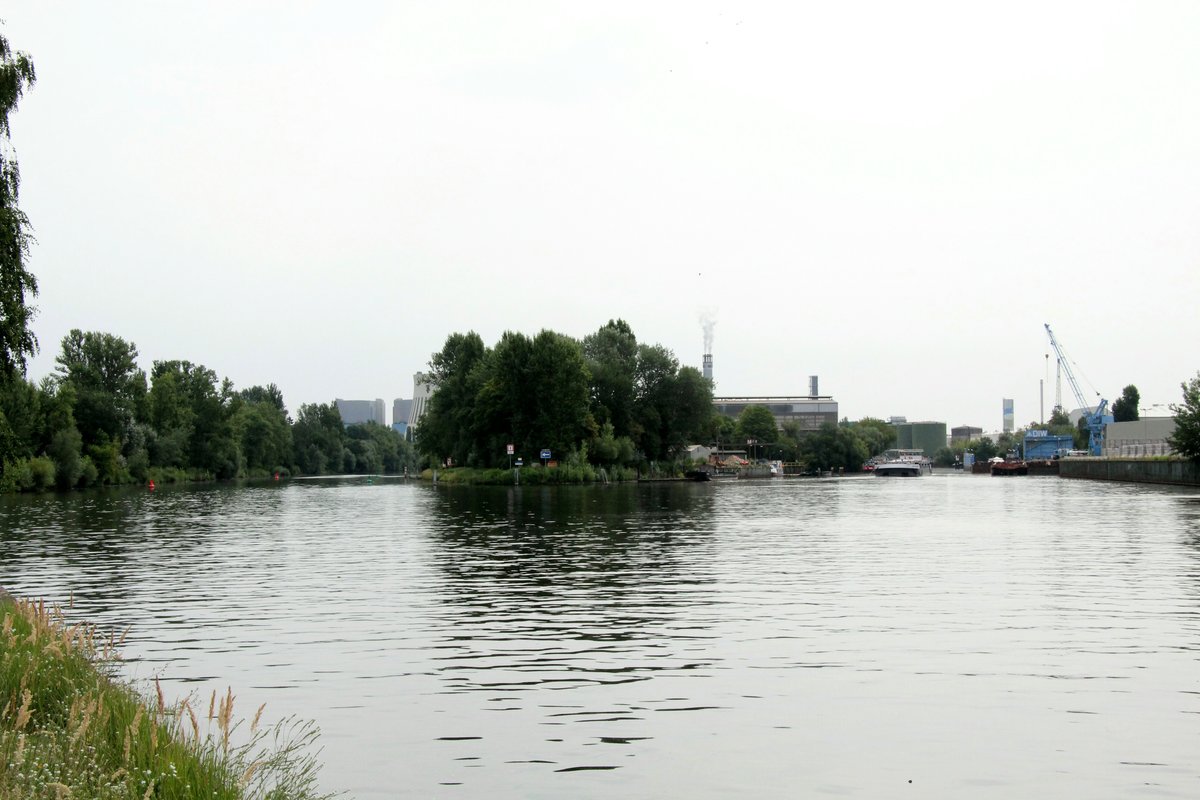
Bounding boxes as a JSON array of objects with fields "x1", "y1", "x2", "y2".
[
  {"x1": 699, "y1": 309, "x2": 717, "y2": 384},
  {"x1": 809, "y1": 375, "x2": 819, "y2": 397}
]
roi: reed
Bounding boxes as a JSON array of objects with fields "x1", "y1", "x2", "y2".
[{"x1": 0, "y1": 593, "x2": 333, "y2": 799}]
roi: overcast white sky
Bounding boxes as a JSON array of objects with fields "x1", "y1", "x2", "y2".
[{"x1": 4, "y1": 1, "x2": 1199, "y2": 429}]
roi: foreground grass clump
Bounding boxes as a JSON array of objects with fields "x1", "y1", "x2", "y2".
[{"x1": 0, "y1": 594, "x2": 332, "y2": 799}]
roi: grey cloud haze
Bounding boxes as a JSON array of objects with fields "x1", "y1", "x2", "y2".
[{"x1": 5, "y1": 1, "x2": 1199, "y2": 428}]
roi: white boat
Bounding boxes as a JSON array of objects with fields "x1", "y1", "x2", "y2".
[{"x1": 873, "y1": 460, "x2": 924, "y2": 477}]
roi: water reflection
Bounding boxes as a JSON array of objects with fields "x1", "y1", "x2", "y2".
[
  {"x1": 421, "y1": 484, "x2": 721, "y2": 697},
  {"x1": 3, "y1": 477, "x2": 1200, "y2": 798}
]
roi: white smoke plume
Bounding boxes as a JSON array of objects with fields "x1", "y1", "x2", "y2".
[{"x1": 699, "y1": 309, "x2": 717, "y2": 354}]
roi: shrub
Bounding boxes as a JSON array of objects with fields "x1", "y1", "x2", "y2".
[
  {"x1": 0, "y1": 459, "x2": 31, "y2": 493},
  {"x1": 77, "y1": 455, "x2": 99, "y2": 488},
  {"x1": 47, "y1": 427, "x2": 84, "y2": 489},
  {"x1": 88, "y1": 437, "x2": 127, "y2": 485},
  {"x1": 126, "y1": 447, "x2": 150, "y2": 482},
  {"x1": 27, "y1": 455, "x2": 55, "y2": 490}
]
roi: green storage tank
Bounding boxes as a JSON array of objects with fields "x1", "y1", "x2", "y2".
[
  {"x1": 910, "y1": 422, "x2": 947, "y2": 456},
  {"x1": 894, "y1": 423, "x2": 914, "y2": 449}
]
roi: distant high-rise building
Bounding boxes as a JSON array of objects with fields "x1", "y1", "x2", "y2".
[
  {"x1": 392, "y1": 398, "x2": 412, "y2": 435},
  {"x1": 335, "y1": 398, "x2": 386, "y2": 427},
  {"x1": 393, "y1": 398, "x2": 412, "y2": 426},
  {"x1": 1002, "y1": 398, "x2": 1014, "y2": 433},
  {"x1": 409, "y1": 373, "x2": 436, "y2": 430}
]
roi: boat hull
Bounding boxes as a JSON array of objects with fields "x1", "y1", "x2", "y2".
[{"x1": 873, "y1": 463, "x2": 923, "y2": 477}]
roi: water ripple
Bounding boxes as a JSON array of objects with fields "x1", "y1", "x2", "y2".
[{"x1": 4, "y1": 477, "x2": 1200, "y2": 798}]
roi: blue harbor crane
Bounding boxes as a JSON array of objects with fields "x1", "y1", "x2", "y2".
[{"x1": 1044, "y1": 323, "x2": 1110, "y2": 456}]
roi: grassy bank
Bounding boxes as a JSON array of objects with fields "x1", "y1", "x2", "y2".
[
  {"x1": 422, "y1": 463, "x2": 641, "y2": 485},
  {"x1": 0, "y1": 594, "x2": 331, "y2": 799}
]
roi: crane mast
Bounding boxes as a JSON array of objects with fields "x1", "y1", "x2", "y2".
[{"x1": 1044, "y1": 324, "x2": 1109, "y2": 456}]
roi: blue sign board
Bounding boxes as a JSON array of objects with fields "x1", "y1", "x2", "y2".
[{"x1": 540, "y1": 449, "x2": 552, "y2": 460}]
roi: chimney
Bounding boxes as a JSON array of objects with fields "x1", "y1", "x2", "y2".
[
  {"x1": 703, "y1": 354, "x2": 713, "y2": 382},
  {"x1": 809, "y1": 375, "x2": 819, "y2": 397}
]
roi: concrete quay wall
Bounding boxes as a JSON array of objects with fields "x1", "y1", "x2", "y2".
[{"x1": 1059, "y1": 458, "x2": 1200, "y2": 486}]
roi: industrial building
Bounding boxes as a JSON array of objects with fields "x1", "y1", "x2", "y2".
[
  {"x1": 892, "y1": 421, "x2": 947, "y2": 456},
  {"x1": 1023, "y1": 430, "x2": 1074, "y2": 459},
  {"x1": 1103, "y1": 417, "x2": 1176, "y2": 457},
  {"x1": 334, "y1": 398, "x2": 386, "y2": 427},
  {"x1": 713, "y1": 386, "x2": 838, "y2": 435},
  {"x1": 951, "y1": 425, "x2": 982, "y2": 444},
  {"x1": 708, "y1": 359, "x2": 836, "y2": 435}
]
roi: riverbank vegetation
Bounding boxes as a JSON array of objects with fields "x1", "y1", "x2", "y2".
[
  {"x1": 0, "y1": 593, "x2": 331, "y2": 799},
  {"x1": 423, "y1": 461, "x2": 640, "y2": 486},
  {"x1": 0, "y1": 330, "x2": 417, "y2": 492},
  {"x1": 417, "y1": 321, "x2": 713, "y2": 471},
  {"x1": 711, "y1": 416, "x2": 895, "y2": 474}
]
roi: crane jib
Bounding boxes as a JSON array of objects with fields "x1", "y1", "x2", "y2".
[{"x1": 1044, "y1": 323, "x2": 1109, "y2": 456}]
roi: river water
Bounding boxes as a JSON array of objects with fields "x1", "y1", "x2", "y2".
[{"x1": 2, "y1": 475, "x2": 1199, "y2": 798}]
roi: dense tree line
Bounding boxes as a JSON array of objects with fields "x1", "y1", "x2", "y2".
[
  {"x1": 417, "y1": 321, "x2": 713, "y2": 469},
  {"x1": 0, "y1": 328, "x2": 415, "y2": 492},
  {"x1": 707, "y1": 407, "x2": 895, "y2": 472}
]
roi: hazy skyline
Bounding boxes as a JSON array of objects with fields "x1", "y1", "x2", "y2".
[{"x1": 5, "y1": 2, "x2": 1199, "y2": 430}]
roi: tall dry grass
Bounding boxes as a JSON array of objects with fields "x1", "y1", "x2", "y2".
[{"x1": 0, "y1": 594, "x2": 333, "y2": 799}]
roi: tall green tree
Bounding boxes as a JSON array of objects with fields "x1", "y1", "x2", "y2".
[
  {"x1": 54, "y1": 330, "x2": 147, "y2": 449},
  {"x1": 0, "y1": 32, "x2": 37, "y2": 382},
  {"x1": 475, "y1": 330, "x2": 534, "y2": 462},
  {"x1": 1167, "y1": 372, "x2": 1200, "y2": 464},
  {"x1": 671, "y1": 366, "x2": 713, "y2": 446},
  {"x1": 292, "y1": 402, "x2": 345, "y2": 474},
  {"x1": 799, "y1": 422, "x2": 868, "y2": 472},
  {"x1": 148, "y1": 360, "x2": 238, "y2": 477},
  {"x1": 709, "y1": 413, "x2": 737, "y2": 449},
  {"x1": 631, "y1": 344, "x2": 679, "y2": 460},
  {"x1": 525, "y1": 330, "x2": 591, "y2": 461},
  {"x1": 1112, "y1": 384, "x2": 1140, "y2": 422},
  {"x1": 627, "y1": 344, "x2": 712, "y2": 461},
  {"x1": 230, "y1": 387, "x2": 292, "y2": 473},
  {"x1": 418, "y1": 332, "x2": 488, "y2": 466},
  {"x1": 850, "y1": 417, "x2": 894, "y2": 458},
  {"x1": 239, "y1": 383, "x2": 287, "y2": 415},
  {"x1": 736, "y1": 405, "x2": 778, "y2": 448},
  {"x1": 0, "y1": 376, "x2": 37, "y2": 464},
  {"x1": 583, "y1": 319, "x2": 638, "y2": 437}
]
